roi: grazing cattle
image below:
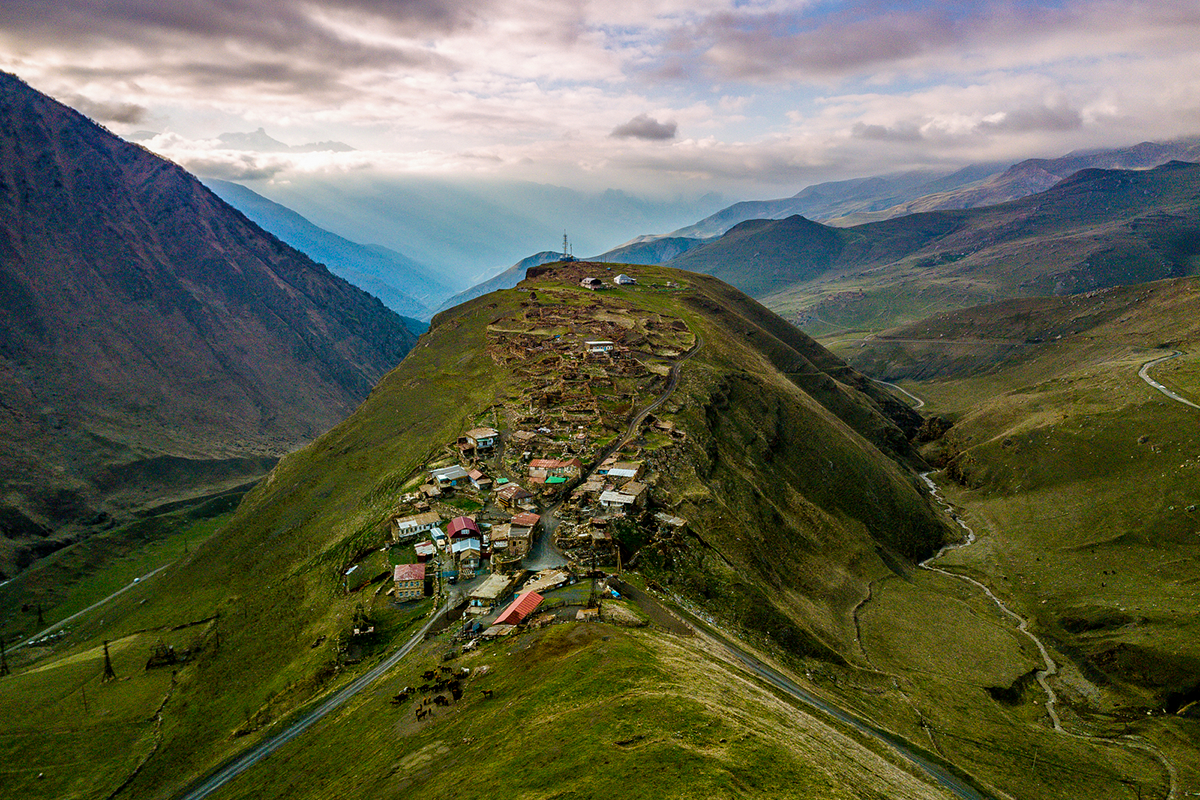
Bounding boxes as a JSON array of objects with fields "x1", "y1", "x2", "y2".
[
  {"x1": 451, "y1": 686, "x2": 463, "y2": 701},
  {"x1": 391, "y1": 693, "x2": 410, "y2": 705},
  {"x1": 422, "y1": 670, "x2": 436, "y2": 681},
  {"x1": 415, "y1": 708, "x2": 428, "y2": 721},
  {"x1": 433, "y1": 694, "x2": 448, "y2": 706},
  {"x1": 419, "y1": 683, "x2": 431, "y2": 693},
  {"x1": 481, "y1": 689, "x2": 493, "y2": 699}
]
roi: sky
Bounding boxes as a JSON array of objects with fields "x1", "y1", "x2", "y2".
[{"x1": 5, "y1": 0, "x2": 1200, "y2": 200}]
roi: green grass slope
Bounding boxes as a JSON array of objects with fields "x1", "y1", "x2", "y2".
[
  {"x1": 1, "y1": 262, "x2": 955, "y2": 799},
  {"x1": 838, "y1": 277, "x2": 1200, "y2": 794}
]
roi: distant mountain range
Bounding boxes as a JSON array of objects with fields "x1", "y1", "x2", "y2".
[
  {"x1": 666, "y1": 161, "x2": 1200, "y2": 331},
  {"x1": 446, "y1": 138, "x2": 1200, "y2": 313},
  {"x1": 435, "y1": 251, "x2": 566, "y2": 313},
  {"x1": 204, "y1": 179, "x2": 453, "y2": 321},
  {"x1": 0, "y1": 72, "x2": 416, "y2": 577},
  {"x1": 660, "y1": 138, "x2": 1200, "y2": 240}
]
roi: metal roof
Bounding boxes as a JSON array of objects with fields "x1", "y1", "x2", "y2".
[
  {"x1": 451, "y1": 537, "x2": 481, "y2": 554},
  {"x1": 447, "y1": 516, "x2": 480, "y2": 537},
  {"x1": 511, "y1": 512, "x2": 541, "y2": 527},
  {"x1": 393, "y1": 563, "x2": 426, "y2": 582},
  {"x1": 495, "y1": 591, "x2": 544, "y2": 625}
]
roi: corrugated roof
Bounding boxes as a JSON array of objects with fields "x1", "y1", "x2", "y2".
[
  {"x1": 511, "y1": 512, "x2": 541, "y2": 527},
  {"x1": 451, "y1": 537, "x2": 481, "y2": 554},
  {"x1": 495, "y1": 591, "x2": 544, "y2": 625},
  {"x1": 447, "y1": 516, "x2": 479, "y2": 537},
  {"x1": 393, "y1": 563, "x2": 426, "y2": 582}
]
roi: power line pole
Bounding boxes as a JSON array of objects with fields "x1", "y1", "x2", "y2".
[
  {"x1": 102, "y1": 640, "x2": 116, "y2": 682},
  {"x1": 0, "y1": 638, "x2": 9, "y2": 677}
]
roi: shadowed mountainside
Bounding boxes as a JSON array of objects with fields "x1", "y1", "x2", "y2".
[{"x1": 0, "y1": 72, "x2": 416, "y2": 577}]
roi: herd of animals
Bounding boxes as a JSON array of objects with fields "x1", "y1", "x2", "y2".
[{"x1": 390, "y1": 664, "x2": 495, "y2": 721}]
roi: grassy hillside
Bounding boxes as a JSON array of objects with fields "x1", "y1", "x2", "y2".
[
  {"x1": 837, "y1": 277, "x2": 1200, "y2": 795},
  {"x1": 2, "y1": 264, "x2": 1181, "y2": 800}
]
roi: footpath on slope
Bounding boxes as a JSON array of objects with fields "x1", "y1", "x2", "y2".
[{"x1": 919, "y1": 473, "x2": 1179, "y2": 800}]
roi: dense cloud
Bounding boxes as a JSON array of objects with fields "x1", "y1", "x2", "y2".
[
  {"x1": 2, "y1": 0, "x2": 1200, "y2": 195},
  {"x1": 66, "y1": 95, "x2": 148, "y2": 125},
  {"x1": 611, "y1": 114, "x2": 678, "y2": 140}
]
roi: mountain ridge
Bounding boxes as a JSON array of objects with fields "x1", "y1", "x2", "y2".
[{"x1": 0, "y1": 71, "x2": 416, "y2": 577}]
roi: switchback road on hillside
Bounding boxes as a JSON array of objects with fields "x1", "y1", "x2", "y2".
[
  {"x1": 610, "y1": 578, "x2": 992, "y2": 800},
  {"x1": 173, "y1": 605, "x2": 447, "y2": 800},
  {"x1": 1138, "y1": 350, "x2": 1199, "y2": 410},
  {"x1": 875, "y1": 379, "x2": 926, "y2": 410}
]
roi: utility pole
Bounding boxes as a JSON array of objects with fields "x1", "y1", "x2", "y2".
[
  {"x1": 36, "y1": 603, "x2": 44, "y2": 627},
  {"x1": 0, "y1": 637, "x2": 9, "y2": 677},
  {"x1": 101, "y1": 640, "x2": 116, "y2": 682},
  {"x1": 81, "y1": 683, "x2": 89, "y2": 714}
]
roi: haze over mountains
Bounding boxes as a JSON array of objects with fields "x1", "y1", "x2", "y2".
[
  {"x1": 0, "y1": 73, "x2": 415, "y2": 577},
  {"x1": 204, "y1": 179, "x2": 452, "y2": 321}
]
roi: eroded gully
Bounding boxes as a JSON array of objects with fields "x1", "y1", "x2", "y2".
[{"x1": 918, "y1": 472, "x2": 1178, "y2": 799}]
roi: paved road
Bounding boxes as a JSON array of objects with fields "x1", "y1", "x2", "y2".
[
  {"x1": 875, "y1": 379, "x2": 926, "y2": 410},
  {"x1": 12, "y1": 565, "x2": 170, "y2": 652},
  {"x1": 1138, "y1": 350, "x2": 1199, "y2": 410},
  {"x1": 173, "y1": 605, "x2": 446, "y2": 800},
  {"x1": 611, "y1": 578, "x2": 992, "y2": 800}
]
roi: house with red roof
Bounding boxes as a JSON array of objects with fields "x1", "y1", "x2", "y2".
[
  {"x1": 447, "y1": 516, "x2": 480, "y2": 540},
  {"x1": 393, "y1": 563, "x2": 427, "y2": 601},
  {"x1": 495, "y1": 590, "x2": 544, "y2": 625}
]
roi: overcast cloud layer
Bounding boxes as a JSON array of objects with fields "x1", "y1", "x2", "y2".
[{"x1": 5, "y1": 0, "x2": 1200, "y2": 197}]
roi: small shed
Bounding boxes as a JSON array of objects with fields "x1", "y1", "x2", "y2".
[
  {"x1": 431, "y1": 465, "x2": 470, "y2": 487},
  {"x1": 495, "y1": 591, "x2": 544, "y2": 625},
  {"x1": 614, "y1": 274, "x2": 637, "y2": 285}
]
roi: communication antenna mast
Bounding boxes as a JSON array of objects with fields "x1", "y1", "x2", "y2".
[{"x1": 562, "y1": 231, "x2": 570, "y2": 260}]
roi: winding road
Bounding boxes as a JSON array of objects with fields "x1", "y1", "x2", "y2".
[
  {"x1": 611, "y1": 578, "x2": 992, "y2": 800},
  {"x1": 1138, "y1": 350, "x2": 1199, "y2": 410},
  {"x1": 875, "y1": 379, "x2": 926, "y2": 410},
  {"x1": 172, "y1": 605, "x2": 446, "y2": 800}
]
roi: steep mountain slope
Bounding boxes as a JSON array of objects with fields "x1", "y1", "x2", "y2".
[
  {"x1": 204, "y1": 179, "x2": 454, "y2": 318},
  {"x1": 0, "y1": 72, "x2": 416, "y2": 577},
  {"x1": 4, "y1": 263, "x2": 1178, "y2": 800},
  {"x1": 592, "y1": 234, "x2": 709, "y2": 265},
  {"x1": 668, "y1": 161, "x2": 1200, "y2": 333},
  {"x1": 840, "y1": 278, "x2": 1200, "y2": 793},
  {"x1": 433, "y1": 250, "x2": 563, "y2": 313},
  {"x1": 0, "y1": 262, "x2": 961, "y2": 798}
]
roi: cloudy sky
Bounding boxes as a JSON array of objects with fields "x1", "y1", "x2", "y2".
[{"x1": 5, "y1": 0, "x2": 1200, "y2": 198}]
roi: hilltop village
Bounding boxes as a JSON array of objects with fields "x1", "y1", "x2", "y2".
[{"x1": 354, "y1": 266, "x2": 695, "y2": 642}]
